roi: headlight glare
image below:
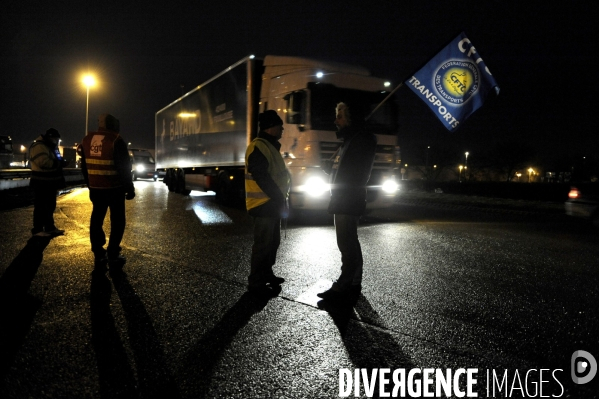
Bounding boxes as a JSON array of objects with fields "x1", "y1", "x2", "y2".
[
  {"x1": 302, "y1": 176, "x2": 329, "y2": 197},
  {"x1": 381, "y1": 179, "x2": 399, "y2": 193}
]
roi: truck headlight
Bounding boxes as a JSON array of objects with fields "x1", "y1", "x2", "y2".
[
  {"x1": 301, "y1": 176, "x2": 329, "y2": 197},
  {"x1": 381, "y1": 179, "x2": 399, "y2": 194},
  {"x1": 136, "y1": 164, "x2": 145, "y2": 172}
]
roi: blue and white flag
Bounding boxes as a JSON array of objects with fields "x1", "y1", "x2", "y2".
[{"x1": 405, "y1": 32, "x2": 500, "y2": 132}]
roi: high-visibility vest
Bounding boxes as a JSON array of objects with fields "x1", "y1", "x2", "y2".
[
  {"x1": 80, "y1": 131, "x2": 123, "y2": 189},
  {"x1": 29, "y1": 138, "x2": 63, "y2": 182},
  {"x1": 245, "y1": 138, "x2": 290, "y2": 211}
]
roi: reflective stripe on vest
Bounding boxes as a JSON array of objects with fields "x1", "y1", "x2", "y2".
[
  {"x1": 244, "y1": 173, "x2": 269, "y2": 198},
  {"x1": 85, "y1": 159, "x2": 115, "y2": 165},
  {"x1": 244, "y1": 138, "x2": 290, "y2": 211}
]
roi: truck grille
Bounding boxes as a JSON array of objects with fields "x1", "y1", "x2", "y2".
[{"x1": 319, "y1": 142, "x2": 394, "y2": 168}]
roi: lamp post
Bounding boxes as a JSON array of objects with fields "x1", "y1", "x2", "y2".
[
  {"x1": 459, "y1": 165, "x2": 463, "y2": 182},
  {"x1": 82, "y1": 74, "x2": 96, "y2": 135}
]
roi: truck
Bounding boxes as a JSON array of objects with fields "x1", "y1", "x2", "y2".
[
  {"x1": 128, "y1": 148, "x2": 159, "y2": 181},
  {"x1": 155, "y1": 55, "x2": 400, "y2": 211},
  {"x1": 0, "y1": 135, "x2": 14, "y2": 169}
]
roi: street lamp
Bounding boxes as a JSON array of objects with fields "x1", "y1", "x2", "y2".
[
  {"x1": 528, "y1": 168, "x2": 534, "y2": 183},
  {"x1": 82, "y1": 74, "x2": 96, "y2": 135},
  {"x1": 426, "y1": 146, "x2": 430, "y2": 168},
  {"x1": 459, "y1": 165, "x2": 464, "y2": 182}
]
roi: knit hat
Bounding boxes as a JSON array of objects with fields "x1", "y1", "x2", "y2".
[
  {"x1": 259, "y1": 110, "x2": 283, "y2": 131},
  {"x1": 44, "y1": 128, "x2": 60, "y2": 138}
]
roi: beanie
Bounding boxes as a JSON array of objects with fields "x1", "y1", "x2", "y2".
[
  {"x1": 98, "y1": 113, "x2": 120, "y2": 132},
  {"x1": 44, "y1": 128, "x2": 60, "y2": 138},
  {"x1": 259, "y1": 110, "x2": 283, "y2": 131}
]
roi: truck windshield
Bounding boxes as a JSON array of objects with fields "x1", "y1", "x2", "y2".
[
  {"x1": 133, "y1": 155, "x2": 155, "y2": 164},
  {"x1": 309, "y1": 83, "x2": 398, "y2": 134}
]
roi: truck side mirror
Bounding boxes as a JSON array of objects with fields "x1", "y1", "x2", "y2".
[{"x1": 284, "y1": 91, "x2": 306, "y2": 125}]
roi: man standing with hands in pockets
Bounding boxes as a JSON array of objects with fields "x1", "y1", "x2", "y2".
[{"x1": 318, "y1": 102, "x2": 377, "y2": 304}]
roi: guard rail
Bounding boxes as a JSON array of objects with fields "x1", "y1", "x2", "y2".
[{"x1": 0, "y1": 168, "x2": 84, "y2": 190}]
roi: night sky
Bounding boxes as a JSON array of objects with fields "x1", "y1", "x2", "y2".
[{"x1": 2, "y1": 1, "x2": 597, "y2": 170}]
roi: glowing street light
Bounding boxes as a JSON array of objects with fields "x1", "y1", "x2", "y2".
[
  {"x1": 82, "y1": 74, "x2": 96, "y2": 135},
  {"x1": 528, "y1": 168, "x2": 535, "y2": 183},
  {"x1": 459, "y1": 165, "x2": 464, "y2": 182}
]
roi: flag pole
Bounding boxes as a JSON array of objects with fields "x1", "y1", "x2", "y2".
[{"x1": 365, "y1": 82, "x2": 404, "y2": 121}]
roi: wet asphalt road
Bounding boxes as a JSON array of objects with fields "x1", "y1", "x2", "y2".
[{"x1": 0, "y1": 181, "x2": 598, "y2": 398}]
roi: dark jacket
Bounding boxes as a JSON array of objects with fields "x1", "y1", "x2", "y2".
[
  {"x1": 323, "y1": 125, "x2": 377, "y2": 216},
  {"x1": 246, "y1": 131, "x2": 287, "y2": 218}
]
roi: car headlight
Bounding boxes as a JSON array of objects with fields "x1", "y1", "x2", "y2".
[
  {"x1": 381, "y1": 179, "x2": 399, "y2": 194},
  {"x1": 135, "y1": 164, "x2": 145, "y2": 172},
  {"x1": 301, "y1": 176, "x2": 329, "y2": 197}
]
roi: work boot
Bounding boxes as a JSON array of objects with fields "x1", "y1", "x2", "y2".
[
  {"x1": 33, "y1": 231, "x2": 52, "y2": 237},
  {"x1": 46, "y1": 228, "x2": 65, "y2": 236},
  {"x1": 266, "y1": 275, "x2": 285, "y2": 285},
  {"x1": 108, "y1": 254, "x2": 126, "y2": 268}
]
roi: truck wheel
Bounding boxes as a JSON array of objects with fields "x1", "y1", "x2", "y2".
[
  {"x1": 176, "y1": 169, "x2": 191, "y2": 195},
  {"x1": 166, "y1": 170, "x2": 176, "y2": 192}
]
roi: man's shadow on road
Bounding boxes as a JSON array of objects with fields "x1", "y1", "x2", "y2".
[
  {"x1": 176, "y1": 289, "x2": 279, "y2": 398},
  {"x1": 0, "y1": 236, "x2": 52, "y2": 379},
  {"x1": 319, "y1": 295, "x2": 418, "y2": 399},
  {"x1": 90, "y1": 268, "x2": 181, "y2": 399}
]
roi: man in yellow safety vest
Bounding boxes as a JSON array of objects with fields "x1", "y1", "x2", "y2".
[{"x1": 244, "y1": 110, "x2": 290, "y2": 297}]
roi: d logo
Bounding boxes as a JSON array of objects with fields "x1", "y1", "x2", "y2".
[{"x1": 571, "y1": 350, "x2": 597, "y2": 384}]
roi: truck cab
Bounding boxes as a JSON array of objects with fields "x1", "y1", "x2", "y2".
[
  {"x1": 0, "y1": 135, "x2": 14, "y2": 169},
  {"x1": 259, "y1": 56, "x2": 400, "y2": 211}
]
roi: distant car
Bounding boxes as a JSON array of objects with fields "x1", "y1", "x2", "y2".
[
  {"x1": 128, "y1": 149, "x2": 158, "y2": 181},
  {"x1": 565, "y1": 183, "x2": 599, "y2": 227}
]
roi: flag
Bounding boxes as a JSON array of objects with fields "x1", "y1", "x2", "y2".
[{"x1": 405, "y1": 32, "x2": 500, "y2": 132}]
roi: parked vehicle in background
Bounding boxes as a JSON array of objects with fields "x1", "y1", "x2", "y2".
[
  {"x1": 129, "y1": 149, "x2": 158, "y2": 181},
  {"x1": 0, "y1": 135, "x2": 14, "y2": 169},
  {"x1": 565, "y1": 183, "x2": 599, "y2": 227},
  {"x1": 155, "y1": 55, "x2": 400, "y2": 210}
]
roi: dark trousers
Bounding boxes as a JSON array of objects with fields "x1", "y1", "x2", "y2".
[
  {"x1": 89, "y1": 189, "x2": 126, "y2": 259},
  {"x1": 332, "y1": 214, "x2": 363, "y2": 291},
  {"x1": 32, "y1": 186, "x2": 57, "y2": 234},
  {"x1": 249, "y1": 216, "x2": 280, "y2": 288}
]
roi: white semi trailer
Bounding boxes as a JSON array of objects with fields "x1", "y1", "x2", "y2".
[{"x1": 156, "y1": 55, "x2": 400, "y2": 211}]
